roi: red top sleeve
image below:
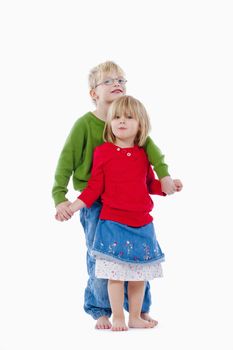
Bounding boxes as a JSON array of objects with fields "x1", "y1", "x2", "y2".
[
  {"x1": 146, "y1": 164, "x2": 166, "y2": 196},
  {"x1": 78, "y1": 148, "x2": 105, "y2": 207}
]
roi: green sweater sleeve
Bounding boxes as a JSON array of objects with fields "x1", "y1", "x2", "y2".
[
  {"x1": 143, "y1": 136, "x2": 170, "y2": 179},
  {"x1": 52, "y1": 119, "x2": 86, "y2": 206}
]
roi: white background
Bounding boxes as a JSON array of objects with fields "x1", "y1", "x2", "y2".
[{"x1": 0, "y1": 0, "x2": 232, "y2": 349}]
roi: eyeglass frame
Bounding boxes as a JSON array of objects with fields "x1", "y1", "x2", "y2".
[{"x1": 95, "y1": 77, "x2": 127, "y2": 88}]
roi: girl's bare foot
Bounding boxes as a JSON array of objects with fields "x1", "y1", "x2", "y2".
[
  {"x1": 95, "y1": 316, "x2": 112, "y2": 330},
  {"x1": 112, "y1": 316, "x2": 128, "y2": 331},
  {"x1": 128, "y1": 316, "x2": 155, "y2": 328},
  {"x1": 141, "y1": 312, "x2": 158, "y2": 327}
]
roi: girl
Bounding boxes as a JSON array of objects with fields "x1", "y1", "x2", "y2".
[{"x1": 69, "y1": 95, "x2": 182, "y2": 331}]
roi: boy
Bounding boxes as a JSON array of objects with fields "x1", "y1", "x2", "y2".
[{"x1": 52, "y1": 61, "x2": 177, "y2": 329}]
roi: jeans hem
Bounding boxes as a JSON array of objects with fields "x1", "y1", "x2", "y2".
[{"x1": 84, "y1": 308, "x2": 112, "y2": 320}]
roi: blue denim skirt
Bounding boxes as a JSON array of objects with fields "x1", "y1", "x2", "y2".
[{"x1": 91, "y1": 220, "x2": 165, "y2": 265}]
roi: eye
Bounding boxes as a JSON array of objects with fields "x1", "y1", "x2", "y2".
[
  {"x1": 127, "y1": 115, "x2": 133, "y2": 119},
  {"x1": 104, "y1": 79, "x2": 113, "y2": 85},
  {"x1": 118, "y1": 79, "x2": 125, "y2": 83},
  {"x1": 113, "y1": 115, "x2": 120, "y2": 119}
]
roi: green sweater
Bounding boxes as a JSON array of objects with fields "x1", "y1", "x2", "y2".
[{"x1": 52, "y1": 112, "x2": 169, "y2": 206}]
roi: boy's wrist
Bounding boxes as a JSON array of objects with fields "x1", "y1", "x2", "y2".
[
  {"x1": 160, "y1": 176, "x2": 172, "y2": 182},
  {"x1": 54, "y1": 195, "x2": 69, "y2": 207}
]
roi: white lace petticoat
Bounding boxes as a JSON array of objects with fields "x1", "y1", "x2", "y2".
[{"x1": 95, "y1": 258, "x2": 163, "y2": 281}]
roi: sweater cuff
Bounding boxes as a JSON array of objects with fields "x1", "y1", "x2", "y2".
[
  {"x1": 156, "y1": 165, "x2": 170, "y2": 180},
  {"x1": 78, "y1": 192, "x2": 94, "y2": 208},
  {"x1": 149, "y1": 181, "x2": 167, "y2": 196},
  {"x1": 54, "y1": 194, "x2": 68, "y2": 207}
]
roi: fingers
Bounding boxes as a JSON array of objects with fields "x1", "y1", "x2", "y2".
[
  {"x1": 55, "y1": 201, "x2": 74, "y2": 221},
  {"x1": 61, "y1": 207, "x2": 73, "y2": 220},
  {"x1": 55, "y1": 208, "x2": 73, "y2": 222},
  {"x1": 167, "y1": 183, "x2": 177, "y2": 195},
  {"x1": 162, "y1": 186, "x2": 175, "y2": 195},
  {"x1": 66, "y1": 206, "x2": 74, "y2": 217},
  {"x1": 55, "y1": 212, "x2": 64, "y2": 221},
  {"x1": 173, "y1": 179, "x2": 183, "y2": 192},
  {"x1": 167, "y1": 189, "x2": 175, "y2": 195},
  {"x1": 176, "y1": 184, "x2": 183, "y2": 191}
]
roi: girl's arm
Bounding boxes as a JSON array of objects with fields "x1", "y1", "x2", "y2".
[
  {"x1": 69, "y1": 198, "x2": 86, "y2": 213},
  {"x1": 147, "y1": 164, "x2": 183, "y2": 195},
  {"x1": 146, "y1": 164, "x2": 166, "y2": 196},
  {"x1": 76, "y1": 147, "x2": 105, "y2": 208}
]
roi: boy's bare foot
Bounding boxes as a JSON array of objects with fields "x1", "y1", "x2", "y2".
[
  {"x1": 128, "y1": 316, "x2": 155, "y2": 329},
  {"x1": 141, "y1": 312, "x2": 158, "y2": 327},
  {"x1": 95, "y1": 316, "x2": 112, "y2": 330},
  {"x1": 112, "y1": 317, "x2": 128, "y2": 331}
]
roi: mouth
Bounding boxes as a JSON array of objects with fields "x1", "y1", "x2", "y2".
[
  {"x1": 118, "y1": 127, "x2": 127, "y2": 130},
  {"x1": 111, "y1": 89, "x2": 123, "y2": 93}
]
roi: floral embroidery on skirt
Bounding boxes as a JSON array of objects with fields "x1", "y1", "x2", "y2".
[{"x1": 92, "y1": 220, "x2": 165, "y2": 265}]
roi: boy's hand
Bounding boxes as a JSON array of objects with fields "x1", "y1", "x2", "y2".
[
  {"x1": 55, "y1": 201, "x2": 73, "y2": 221},
  {"x1": 161, "y1": 176, "x2": 177, "y2": 195},
  {"x1": 173, "y1": 179, "x2": 183, "y2": 192}
]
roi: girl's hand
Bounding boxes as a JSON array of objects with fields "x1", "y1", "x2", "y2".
[{"x1": 173, "y1": 179, "x2": 183, "y2": 192}]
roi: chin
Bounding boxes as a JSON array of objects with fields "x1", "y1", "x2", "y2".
[{"x1": 110, "y1": 93, "x2": 123, "y2": 100}]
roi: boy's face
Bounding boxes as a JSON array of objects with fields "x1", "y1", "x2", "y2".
[{"x1": 90, "y1": 71, "x2": 126, "y2": 106}]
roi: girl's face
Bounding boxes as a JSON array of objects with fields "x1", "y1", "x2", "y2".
[
  {"x1": 91, "y1": 72, "x2": 127, "y2": 105},
  {"x1": 110, "y1": 113, "x2": 139, "y2": 144}
]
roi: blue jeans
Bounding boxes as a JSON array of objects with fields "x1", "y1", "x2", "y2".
[{"x1": 80, "y1": 200, "x2": 152, "y2": 320}]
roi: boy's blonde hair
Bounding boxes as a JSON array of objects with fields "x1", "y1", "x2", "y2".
[
  {"x1": 103, "y1": 95, "x2": 151, "y2": 147},
  {"x1": 88, "y1": 61, "x2": 125, "y2": 89}
]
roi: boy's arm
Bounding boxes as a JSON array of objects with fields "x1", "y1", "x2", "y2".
[
  {"x1": 143, "y1": 136, "x2": 169, "y2": 179},
  {"x1": 52, "y1": 119, "x2": 86, "y2": 206},
  {"x1": 77, "y1": 148, "x2": 104, "y2": 208},
  {"x1": 144, "y1": 136, "x2": 176, "y2": 194}
]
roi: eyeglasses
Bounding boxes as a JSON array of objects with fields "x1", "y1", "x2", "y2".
[{"x1": 95, "y1": 78, "x2": 127, "y2": 88}]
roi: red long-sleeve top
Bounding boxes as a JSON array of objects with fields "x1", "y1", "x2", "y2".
[{"x1": 78, "y1": 142, "x2": 165, "y2": 227}]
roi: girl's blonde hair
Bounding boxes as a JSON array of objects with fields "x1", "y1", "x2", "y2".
[
  {"x1": 88, "y1": 61, "x2": 125, "y2": 90},
  {"x1": 103, "y1": 95, "x2": 151, "y2": 147}
]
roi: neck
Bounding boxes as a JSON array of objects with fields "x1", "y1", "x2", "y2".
[
  {"x1": 114, "y1": 138, "x2": 135, "y2": 148},
  {"x1": 92, "y1": 102, "x2": 111, "y2": 122}
]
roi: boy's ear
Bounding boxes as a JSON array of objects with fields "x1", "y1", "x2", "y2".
[{"x1": 90, "y1": 89, "x2": 98, "y2": 101}]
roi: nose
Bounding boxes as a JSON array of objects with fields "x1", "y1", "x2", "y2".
[
  {"x1": 113, "y1": 79, "x2": 120, "y2": 86},
  {"x1": 119, "y1": 116, "x2": 126, "y2": 123}
]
